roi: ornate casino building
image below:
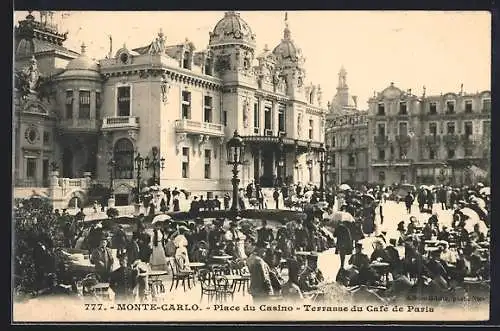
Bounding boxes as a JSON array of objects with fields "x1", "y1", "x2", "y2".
[{"x1": 13, "y1": 11, "x2": 327, "y2": 207}]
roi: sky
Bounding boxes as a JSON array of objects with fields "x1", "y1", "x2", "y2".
[{"x1": 14, "y1": 11, "x2": 491, "y2": 109}]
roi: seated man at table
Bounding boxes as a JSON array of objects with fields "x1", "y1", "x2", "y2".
[
  {"x1": 439, "y1": 241, "x2": 457, "y2": 265},
  {"x1": 437, "y1": 225, "x2": 451, "y2": 242},
  {"x1": 257, "y1": 220, "x2": 275, "y2": 248},
  {"x1": 469, "y1": 223, "x2": 486, "y2": 243},
  {"x1": 406, "y1": 217, "x2": 418, "y2": 236},
  {"x1": 90, "y1": 234, "x2": 114, "y2": 282},
  {"x1": 348, "y1": 243, "x2": 380, "y2": 286},
  {"x1": 384, "y1": 239, "x2": 403, "y2": 275},
  {"x1": 426, "y1": 249, "x2": 450, "y2": 285},
  {"x1": 110, "y1": 254, "x2": 138, "y2": 301},
  {"x1": 370, "y1": 239, "x2": 390, "y2": 263}
]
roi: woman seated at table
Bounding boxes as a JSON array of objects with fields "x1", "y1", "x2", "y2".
[
  {"x1": 298, "y1": 254, "x2": 325, "y2": 293},
  {"x1": 282, "y1": 257, "x2": 304, "y2": 302},
  {"x1": 439, "y1": 241, "x2": 457, "y2": 265},
  {"x1": 422, "y1": 222, "x2": 437, "y2": 241}
]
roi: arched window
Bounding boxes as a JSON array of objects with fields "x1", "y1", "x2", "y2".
[{"x1": 114, "y1": 138, "x2": 134, "y2": 179}]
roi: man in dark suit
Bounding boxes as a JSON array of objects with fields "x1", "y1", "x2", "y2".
[
  {"x1": 164, "y1": 187, "x2": 172, "y2": 207},
  {"x1": 127, "y1": 233, "x2": 141, "y2": 266},
  {"x1": 333, "y1": 221, "x2": 353, "y2": 270},
  {"x1": 349, "y1": 242, "x2": 379, "y2": 286},
  {"x1": 110, "y1": 255, "x2": 137, "y2": 301},
  {"x1": 257, "y1": 220, "x2": 274, "y2": 247},
  {"x1": 273, "y1": 188, "x2": 280, "y2": 209},
  {"x1": 90, "y1": 234, "x2": 114, "y2": 282}
]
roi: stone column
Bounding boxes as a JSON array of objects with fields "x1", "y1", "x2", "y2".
[{"x1": 73, "y1": 89, "x2": 79, "y2": 126}]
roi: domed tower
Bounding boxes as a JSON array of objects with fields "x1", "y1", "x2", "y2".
[
  {"x1": 209, "y1": 11, "x2": 256, "y2": 80},
  {"x1": 54, "y1": 43, "x2": 102, "y2": 178},
  {"x1": 272, "y1": 13, "x2": 306, "y2": 100}
]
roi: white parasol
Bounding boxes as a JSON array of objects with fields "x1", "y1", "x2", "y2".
[
  {"x1": 331, "y1": 211, "x2": 355, "y2": 223},
  {"x1": 460, "y1": 208, "x2": 488, "y2": 233},
  {"x1": 419, "y1": 185, "x2": 430, "y2": 190},
  {"x1": 151, "y1": 214, "x2": 172, "y2": 224},
  {"x1": 479, "y1": 187, "x2": 490, "y2": 196},
  {"x1": 339, "y1": 184, "x2": 352, "y2": 191},
  {"x1": 470, "y1": 197, "x2": 486, "y2": 209}
]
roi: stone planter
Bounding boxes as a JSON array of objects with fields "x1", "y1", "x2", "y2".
[
  {"x1": 108, "y1": 197, "x2": 115, "y2": 208},
  {"x1": 50, "y1": 171, "x2": 59, "y2": 177}
]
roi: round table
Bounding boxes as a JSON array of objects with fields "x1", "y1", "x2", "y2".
[
  {"x1": 189, "y1": 262, "x2": 206, "y2": 268},
  {"x1": 295, "y1": 251, "x2": 312, "y2": 256},
  {"x1": 212, "y1": 255, "x2": 232, "y2": 260},
  {"x1": 369, "y1": 262, "x2": 390, "y2": 268}
]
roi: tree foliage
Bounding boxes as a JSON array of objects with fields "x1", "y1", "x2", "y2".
[{"x1": 13, "y1": 197, "x2": 70, "y2": 295}]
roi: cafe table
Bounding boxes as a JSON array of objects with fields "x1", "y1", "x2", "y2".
[
  {"x1": 214, "y1": 274, "x2": 250, "y2": 295},
  {"x1": 91, "y1": 283, "x2": 111, "y2": 300},
  {"x1": 369, "y1": 262, "x2": 390, "y2": 283},
  {"x1": 145, "y1": 270, "x2": 168, "y2": 300},
  {"x1": 212, "y1": 255, "x2": 233, "y2": 261}
]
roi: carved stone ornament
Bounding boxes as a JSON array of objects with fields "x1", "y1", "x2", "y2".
[
  {"x1": 160, "y1": 73, "x2": 171, "y2": 103},
  {"x1": 25, "y1": 125, "x2": 40, "y2": 144},
  {"x1": 243, "y1": 97, "x2": 250, "y2": 128},
  {"x1": 297, "y1": 112, "x2": 303, "y2": 136},
  {"x1": 175, "y1": 133, "x2": 188, "y2": 154},
  {"x1": 24, "y1": 56, "x2": 40, "y2": 92},
  {"x1": 128, "y1": 130, "x2": 137, "y2": 141},
  {"x1": 198, "y1": 135, "x2": 210, "y2": 155}
]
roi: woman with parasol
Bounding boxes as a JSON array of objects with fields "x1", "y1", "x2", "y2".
[{"x1": 149, "y1": 222, "x2": 167, "y2": 270}]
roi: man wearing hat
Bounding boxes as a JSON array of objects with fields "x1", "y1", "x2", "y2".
[
  {"x1": 298, "y1": 253, "x2": 324, "y2": 293},
  {"x1": 257, "y1": 220, "x2": 274, "y2": 248},
  {"x1": 208, "y1": 218, "x2": 226, "y2": 255},
  {"x1": 348, "y1": 242, "x2": 379, "y2": 286},
  {"x1": 90, "y1": 233, "x2": 114, "y2": 282},
  {"x1": 246, "y1": 246, "x2": 274, "y2": 303},
  {"x1": 224, "y1": 219, "x2": 247, "y2": 259},
  {"x1": 110, "y1": 254, "x2": 138, "y2": 301}
]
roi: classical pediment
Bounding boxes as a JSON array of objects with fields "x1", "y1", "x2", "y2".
[{"x1": 22, "y1": 98, "x2": 49, "y2": 115}]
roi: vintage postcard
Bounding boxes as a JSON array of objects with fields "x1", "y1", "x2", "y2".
[{"x1": 12, "y1": 10, "x2": 491, "y2": 323}]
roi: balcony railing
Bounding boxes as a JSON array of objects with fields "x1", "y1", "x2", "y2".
[
  {"x1": 423, "y1": 135, "x2": 441, "y2": 146},
  {"x1": 373, "y1": 135, "x2": 389, "y2": 146},
  {"x1": 59, "y1": 118, "x2": 99, "y2": 132},
  {"x1": 15, "y1": 178, "x2": 50, "y2": 187},
  {"x1": 101, "y1": 116, "x2": 140, "y2": 130},
  {"x1": 174, "y1": 119, "x2": 224, "y2": 137}
]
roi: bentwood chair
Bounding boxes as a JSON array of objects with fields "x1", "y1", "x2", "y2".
[
  {"x1": 214, "y1": 276, "x2": 236, "y2": 302},
  {"x1": 198, "y1": 269, "x2": 217, "y2": 303},
  {"x1": 167, "y1": 257, "x2": 195, "y2": 292}
]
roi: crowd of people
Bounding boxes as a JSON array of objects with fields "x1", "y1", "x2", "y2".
[{"x1": 16, "y1": 180, "x2": 490, "y2": 307}]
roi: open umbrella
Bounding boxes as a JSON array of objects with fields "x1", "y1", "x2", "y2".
[
  {"x1": 152, "y1": 214, "x2": 172, "y2": 224},
  {"x1": 339, "y1": 184, "x2": 352, "y2": 191},
  {"x1": 470, "y1": 197, "x2": 486, "y2": 209},
  {"x1": 332, "y1": 211, "x2": 355, "y2": 223},
  {"x1": 419, "y1": 185, "x2": 430, "y2": 190},
  {"x1": 476, "y1": 182, "x2": 485, "y2": 188},
  {"x1": 466, "y1": 204, "x2": 488, "y2": 222},
  {"x1": 479, "y1": 187, "x2": 490, "y2": 196}
]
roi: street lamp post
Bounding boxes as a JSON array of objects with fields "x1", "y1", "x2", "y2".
[
  {"x1": 134, "y1": 153, "x2": 145, "y2": 203},
  {"x1": 145, "y1": 147, "x2": 166, "y2": 185},
  {"x1": 226, "y1": 131, "x2": 246, "y2": 218},
  {"x1": 278, "y1": 136, "x2": 285, "y2": 186},
  {"x1": 318, "y1": 143, "x2": 326, "y2": 202},
  {"x1": 107, "y1": 158, "x2": 116, "y2": 207}
]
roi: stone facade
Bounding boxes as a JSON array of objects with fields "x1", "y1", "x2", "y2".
[
  {"x1": 367, "y1": 83, "x2": 491, "y2": 186},
  {"x1": 13, "y1": 11, "x2": 327, "y2": 207}
]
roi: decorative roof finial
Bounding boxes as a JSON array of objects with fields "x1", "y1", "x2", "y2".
[
  {"x1": 284, "y1": 12, "x2": 291, "y2": 40},
  {"x1": 80, "y1": 42, "x2": 87, "y2": 54},
  {"x1": 460, "y1": 83, "x2": 464, "y2": 95},
  {"x1": 422, "y1": 85, "x2": 426, "y2": 97},
  {"x1": 158, "y1": 28, "x2": 164, "y2": 38}
]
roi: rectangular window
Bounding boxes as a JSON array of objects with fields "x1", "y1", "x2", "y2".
[
  {"x1": 26, "y1": 158, "x2": 36, "y2": 178},
  {"x1": 398, "y1": 122, "x2": 408, "y2": 136},
  {"x1": 378, "y1": 171, "x2": 385, "y2": 182},
  {"x1": 42, "y1": 159, "x2": 49, "y2": 185},
  {"x1": 308, "y1": 167, "x2": 313, "y2": 182},
  {"x1": 117, "y1": 86, "x2": 131, "y2": 116},
  {"x1": 183, "y1": 52, "x2": 191, "y2": 69},
  {"x1": 204, "y1": 150, "x2": 211, "y2": 179},
  {"x1": 204, "y1": 58, "x2": 212, "y2": 76},
  {"x1": 377, "y1": 123, "x2": 386, "y2": 136},
  {"x1": 447, "y1": 149, "x2": 455, "y2": 159},
  {"x1": 483, "y1": 120, "x2": 491, "y2": 137},
  {"x1": 331, "y1": 153, "x2": 336, "y2": 167},
  {"x1": 377, "y1": 103, "x2": 385, "y2": 116},
  {"x1": 465, "y1": 148, "x2": 473, "y2": 157},
  {"x1": 464, "y1": 121, "x2": 473, "y2": 136},
  {"x1": 204, "y1": 96, "x2": 212, "y2": 123},
  {"x1": 446, "y1": 101, "x2": 455, "y2": 114},
  {"x1": 95, "y1": 91, "x2": 101, "y2": 120},
  {"x1": 378, "y1": 149, "x2": 385, "y2": 160},
  {"x1": 348, "y1": 153, "x2": 355, "y2": 167},
  {"x1": 253, "y1": 101, "x2": 260, "y2": 133},
  {"x1": 222, "y1": 110, "x2": 228, "y2": 126},
  {"x1": 79, "y1": 90, "x2": 91, "y2": 119},
  {"x1": 465, "y1": 100, "x2": 473, "y2": 113},
  {"x1": 309, "y1": 119, "x2": 314, "y2": 139},
  {"x1": 429, "y1": 149, "x2": 436, "y2": 160},
  {"x1": 447, "y1": 122, "x2": 455, "y2": 134},
  {"x1": 332, "y1": 136, "x2": 336, "y2": 147},
  {"x1": 43, "y1": 131, "x2": 50, "y2": 145},
  {"x1": 399, "y1": 102, "x2": 407, "y2": 115},
  {"x1": 182, "y1": 91, "x2": 191, "y2": 119},
  {"x1": 264, "y1": 105, "x2": 272, "y2": 130},
  {"x1": 182, "y1": 147, "x2": 189, "y2": 178},
  {"x1": 65, "y1": 90, "x2": 73, "y2": 119},
  {"x1": 429, "y1": 123, "x2": 437, "y2": 135},
  {"x1": 278, "y1": 104, "x2": 286, "y2": 133},
  {"x1": 429, "y1": 102, "x2": 437, "y2": 114},
  {"x1": 482, "y1": 99, "x2": 491, "y2": 112}
]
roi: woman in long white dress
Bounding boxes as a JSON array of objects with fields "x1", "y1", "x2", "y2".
[
  {"x1": 173, "y1": 226, "x2": 191, "y2": 269},
  {"x1": 224, "y1": 221, "x2": 247, "y2": 260},
  {"x1": 149, "y1": 223, "x2": 167, "y2": 270}
]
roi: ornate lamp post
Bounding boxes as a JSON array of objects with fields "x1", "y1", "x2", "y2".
[
  {"x1": 134, "y1": 153, "x2": 145, "y2": 203},
  {"x1": 107, "y1": 158, "x2": 116, "y2": 207},
  {"x1": 145, "y1": 146, "x2": 166, "y2": 185},
  {"x1": 318, "y1": 143, "x2": 326, "y2": 202},
  {"x1": 226, "y1": 130, "x2": 246, "y2": 217},
  {"x1": 277, "y1": 136, "x2": 285, "y2": 186}
]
